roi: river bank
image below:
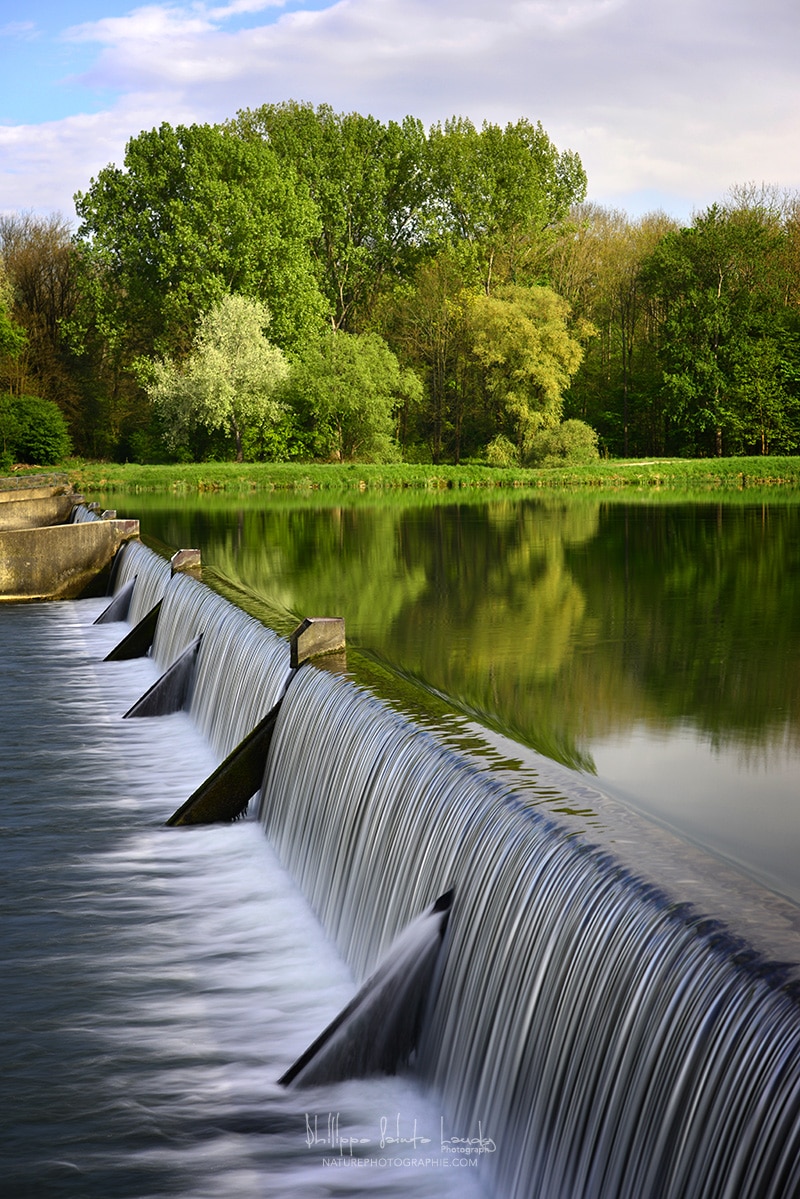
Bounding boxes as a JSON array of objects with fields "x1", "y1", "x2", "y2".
[{"x1": 12, "y1": 455, "x2": 800, "y2": 496}]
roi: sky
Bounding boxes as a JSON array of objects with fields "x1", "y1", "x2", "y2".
[{"x1": 1, "y1": 0, "x2": 798, "y2": 226}]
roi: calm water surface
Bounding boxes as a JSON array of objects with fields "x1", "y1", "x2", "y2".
[{"x1": 107, "y1": 492, "x2": 800, "y2": 904}]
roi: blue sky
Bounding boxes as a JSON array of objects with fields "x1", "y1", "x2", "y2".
[{"x1": 1, "y1": 0, "x2": 799, "y2": 224}]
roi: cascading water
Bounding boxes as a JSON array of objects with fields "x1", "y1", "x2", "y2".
[
  {"x1": 2, "y1": 558, "x2": 483, "y2": 1198},
  {"x1": 260, "y1": 665, "x2": 800, "y2": 1199},
  {"x1": 113, "y1": 541, "x2": 291, "y2": 756},
  {"x1": 115, "y1": 538, "x2": 173, "y2": 624},
  {"x1": 5, "y1": 536, "x2": 798, "y2": 1197},
  {"x1": 70, "y1": 502, "x2": 101, "y2": 523}
]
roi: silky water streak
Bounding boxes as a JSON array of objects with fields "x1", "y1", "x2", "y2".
[
  {"x1": 259, "y1": 665, "x2": 800, "y2": 1199},
  {"x1": 1, "y1": 558, "x2": 481, "y2": 1198}
]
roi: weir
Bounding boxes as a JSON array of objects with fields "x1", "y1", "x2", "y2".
[{"x1": 95, "y1": 537, "x2": 800, "y2": 1198}]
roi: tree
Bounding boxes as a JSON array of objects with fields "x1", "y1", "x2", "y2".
[
  {"x1": 379, "y1": 251, "x2": 473, "y2": 461},
  {"x1": 233, "y1": 102, "x2": 431, "y2": 332},
  {"x1": 0, "y1": 259, "x2": 26, "y2": 363},
  {"x1": 145, "y1": 295, "x2": 290, "y2": 462},
  {"x1": 464, "y1": 284, "x2": 591, "y2": 458},
  {"x1": 282, "y1": 330, "x2": 421, "y2": 462},
  {"x1": 74, "y1": 122, "x2": 326, "y2": 358},
  {"x1": 640, "y1": 203, "x2": 794, "y2": 455},
  {"x1": 382, "y1": 263, "x2": 591, "y2": 462},
  {"x1": 0, "y1": 213, "x2": 91, "y2": 447},
  {"x1": 549, "y1": 204, "x2": 678, "y2": 456},
  {"x1": 427, "y1": 117, "x2": 587, "y2": 293}
]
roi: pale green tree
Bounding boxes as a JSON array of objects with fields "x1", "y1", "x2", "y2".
[
  {"x1": 465, "y1": 284, "x2": 592, "y2": 456},
  {"x1": 146, "y1": 294, "x2": 289, "y2": 461}
]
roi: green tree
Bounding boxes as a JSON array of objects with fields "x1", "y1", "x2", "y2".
[
  {"x1": 282, "y1": 330, "x2": 421, "y2": 461},
  {"x1": 0, "y1": 263, "x2": 26, "y2": 363},
  {"x1": 145, "y1": 295, "x2": 290, "y2": 462},
  {"x1": 74, "y1": 121, "x2": 325, "y2": 358},
  {"x1": 464, "y1": 284, "x2": 591, "y2": 459},
  {"x1": 233, "y1": 102, "x2": 431, "y2": 332},
  {"x1": 0, "y1": 214, "x2": 90, "y2": 447},
  {"x1": 549, "y1": 204, "x2": 677, "y2": 456},
  {"x1": 640, "y1": 203, "x2": 796, "y2": 455},
  {"x1": 382, "y1": 264, "x2": 591, "y2": 462},
  {"x1": 427, "y1": 116, "x2": 587, "y2": 293},
  {"x1": 379, "y1": 251, "x2": 473, "y2": 461}
]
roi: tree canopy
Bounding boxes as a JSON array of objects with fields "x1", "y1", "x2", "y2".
[
  {"x1": 4, "y1": 101, "x2": 798, "y2": 464},
  {"x1": 233, "y1": 102, "x2": 431, "y2": 333},
  {"x1": 145, "y1": 294, "x2": 290, "y2": 462},
  {"x1": 282, "y1": 330, "x2": 421, "y2": 462},
  {"x1": 75, "y1": 122, "x2": 326, "y2": 357},
  {"x1": 639, "y1": 203, "x2": 796, "y2": 455},
  {"x1": 427, "y1": 116, "x2": 587, "y2": 293}
]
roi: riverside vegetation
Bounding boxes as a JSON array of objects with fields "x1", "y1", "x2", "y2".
[
  {"x1": 48, "y1": 455, "x2": 800, "y2": 499},
  {"x1": 1, "y1": 104, "x2": 800, "y2": 470}
]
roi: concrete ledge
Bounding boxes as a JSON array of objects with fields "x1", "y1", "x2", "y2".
[
  {"x1": 0, "y1": 519, "x2": 140, "y2": 600},
  {"x1": 171, "y1": 548, "x2": 202, "y2": 576},
  {"x1": 0, "y1": 493, "x2": 83, "y2": 531}
]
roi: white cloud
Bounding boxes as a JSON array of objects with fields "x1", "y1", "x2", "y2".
[
  {"x1": 64, "y1": 5, "x2": 217, "y2": 48},
  {"x1": 0, "y1": 95, "x2": 197, "y2": 217},
  {"x1": 1, "y1": 0, "x2": 799, "y2": 221},
  {"x1": 205, "y1": 0, "x2": 287, "y2": 17},
  {"x1": 0, "y1": 21, "x2": 38, "y2": 39}
]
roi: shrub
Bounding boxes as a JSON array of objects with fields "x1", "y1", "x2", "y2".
[
  {"x1": 0, "y1": 394, "x2": 73, "y2": 465},
  {"x1": 526, "y1": 419, "x2": 599, "y2": 468},
  {"x1": 486, "y1": 433, "x2": 520, "y2": 467}
]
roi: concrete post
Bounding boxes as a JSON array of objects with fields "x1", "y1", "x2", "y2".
[
  {"x1": 171, "y1": 548, "x2": 202, "y2": 576},
  {"x1": 289, "y1": 617, "x2": 346, "y2": 668}
]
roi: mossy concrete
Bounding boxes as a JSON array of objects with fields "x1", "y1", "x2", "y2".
[{"x1": 290, "y1": 617, "x2": 346, "y2": 668}]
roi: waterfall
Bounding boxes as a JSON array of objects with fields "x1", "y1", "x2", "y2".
[
  {"x1": 259, "y1": 666, "x2": 800, "y2": 1199},
  {"x1": 114, "y1": 539, "x2": 172, "y2": 624},
  {"x1": 103, "y1": 545, "x2": 800, "y2": 1197},
  {"x1": 70, "y1": 502, "x2": 100, "y2": 523},
  {"x1": 113, "y1": 543, "x2": 291, "y2": 758}
]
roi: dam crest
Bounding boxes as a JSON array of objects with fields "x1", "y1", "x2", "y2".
[{"x1": 107, "y1": 534, "x2": 800, "y2": 1199}]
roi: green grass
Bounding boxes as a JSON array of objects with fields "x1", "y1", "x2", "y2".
[{"x1": 12, "y1": 455, "x2": 800, "y2": 496}]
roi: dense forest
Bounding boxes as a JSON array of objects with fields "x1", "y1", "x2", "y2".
[{"x1": 1, "y1": 102, "x2": 799, "y2": 467}]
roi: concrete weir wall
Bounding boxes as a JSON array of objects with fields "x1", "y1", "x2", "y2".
[{"x1": 0, "y1": 475, "x2": 139, "y2": 601}]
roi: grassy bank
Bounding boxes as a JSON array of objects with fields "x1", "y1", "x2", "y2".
[{"x1": 14, "y1": 455, "x2": 800, "y2": 495}]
